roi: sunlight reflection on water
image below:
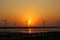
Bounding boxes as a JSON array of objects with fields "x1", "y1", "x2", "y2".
[{"x1": 0, "y1": 28, "x2": 60, "y2": 33}]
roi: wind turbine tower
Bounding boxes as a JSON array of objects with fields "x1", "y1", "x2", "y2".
[
  {"x1": 26, "y1": 19, "x2": 28, "y2": 27},
  {"x1": 43, "y1": 20, "x2": 46, "y2": 27},
  {"x1": 3, "y1": 18, "x2": 8, "y2": 27}
]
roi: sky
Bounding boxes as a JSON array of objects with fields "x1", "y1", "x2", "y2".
[{"x1": 0, "y1": 0, "x2": 60, "y2": 26}]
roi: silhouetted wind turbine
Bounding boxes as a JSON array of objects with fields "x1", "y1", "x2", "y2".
[
  {"x1": 43, "y1": 20, "x2": 45, "y2": 27},
  {"x1": 42, "y1": 16, "x2": 46, "y2": 27},
  {"x1": 26, "y1": 18, "x2": 28, "y2": 27},
  {"x1": 3, "y1": 18, "x2": 8, "y2": 27}
]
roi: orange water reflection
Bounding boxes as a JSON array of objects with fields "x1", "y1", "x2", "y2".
[{"x1": 29, "y1": 28, "x2": 32, "y2": 33}]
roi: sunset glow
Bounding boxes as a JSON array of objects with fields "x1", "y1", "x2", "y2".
[
  {"x1": 0, "y1": 0, "x2": 60, "y2": 26},
  {"x1": 0, "y1": 0, "x2": 60, "y2": 34}
]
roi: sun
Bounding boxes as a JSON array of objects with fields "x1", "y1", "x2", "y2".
[
  {"x1": 27, "y1": 19, "x2": 32, "y2": 26},
  {"x1": 26, "y1": 18, "x2": 32, "y2": 27},
  {"x1": 28, "y1": 20, "x2": 32, "y2": 24}
]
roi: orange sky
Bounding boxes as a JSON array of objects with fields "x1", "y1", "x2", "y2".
[{"x1": 0, "y1": 0, "x2": 60, "y2": 26}]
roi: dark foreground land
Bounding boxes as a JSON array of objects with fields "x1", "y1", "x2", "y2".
[
  {"x1": 0, "y1": 32, "x2": 60, "y2": 40},
  {"x1": 0, "y1": 27, "x2": 60, "y2": 40}
]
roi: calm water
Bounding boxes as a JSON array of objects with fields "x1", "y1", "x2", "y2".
[{"x1": 0, "y1": 28, "x2": 60, "y2": 33}]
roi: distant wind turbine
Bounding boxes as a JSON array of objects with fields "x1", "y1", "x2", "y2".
[
  {"x1": 26, "y1": 18, "x2": 28, "y2": 27},
  {"x1": 3, "y1": 18, "x2": 8, "y2": 27}
]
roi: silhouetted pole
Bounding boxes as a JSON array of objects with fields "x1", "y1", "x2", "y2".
[
  {"x1": 0, "y1": 21, "x2": 1, "y2": 27},
  {"x1": 14, "y1": 21, "x2": 17, "y2": 27}
]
